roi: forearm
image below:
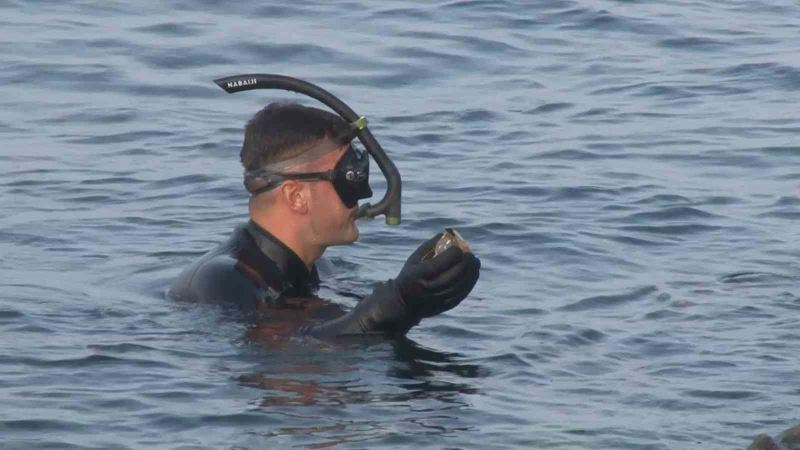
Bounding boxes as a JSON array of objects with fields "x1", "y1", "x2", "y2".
[{"x1": 303, "y1": 281, "x2": 420, "y2": 338}]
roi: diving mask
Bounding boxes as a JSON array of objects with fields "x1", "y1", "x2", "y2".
[{"x1": 245, "y1": 142, "x2": 373, "y2": 209}]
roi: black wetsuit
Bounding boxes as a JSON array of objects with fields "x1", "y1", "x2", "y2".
[{"x1": 169, "y1": 221, "x2": 417, "y2": 337}]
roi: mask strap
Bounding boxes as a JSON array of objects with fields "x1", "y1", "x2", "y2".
[
  {"x1": 244, "y1": 139, "x2": 345, "y2": 195},
  {"x1": 246, "y1": 170, "x2": 335, "y2": 196}
]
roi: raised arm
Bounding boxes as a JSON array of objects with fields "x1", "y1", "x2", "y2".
[{"x1": 304, "y1": 234, "x2": 481, "y2": 338}]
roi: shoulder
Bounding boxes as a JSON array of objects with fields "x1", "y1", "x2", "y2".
[{"x1": 169, "y1": 242, "x2": 280, "y2": 311}]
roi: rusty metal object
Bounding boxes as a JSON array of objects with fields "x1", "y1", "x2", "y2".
[{"x1": 423, "y1": 228, "x2": 471, "y2": 260}]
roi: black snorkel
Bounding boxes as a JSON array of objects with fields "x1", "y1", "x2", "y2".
[{"x1": 213, "y1": 74, "x2": 402, "y2": 225}]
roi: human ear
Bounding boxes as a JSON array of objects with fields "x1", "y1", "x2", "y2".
[{"x1": 279, "y1": 181, "x2": 309, "y2": 214}]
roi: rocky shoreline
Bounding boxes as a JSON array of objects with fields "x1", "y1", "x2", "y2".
[{"x1": 747, "y1": 424, "x2": 800, "y2": 450}]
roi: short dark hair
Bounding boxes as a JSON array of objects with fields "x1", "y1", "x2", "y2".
[{"x1": 240, "y1": 102, "x2": 352, "y2": 170}]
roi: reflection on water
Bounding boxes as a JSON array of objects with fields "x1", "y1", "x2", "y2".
[
  {"x1": 391, "y1": 338, "x2": 486, "y2": 381},
  {"x1": 241, "y1": 322, "x2": 482, "y2": 407},
  {"x1": 241, "y1": 372, "x2": 354, "y2": 407},
  {"x1": 237, "y1": 329, "x2": 483, "y2": 448},
  {"x1": 243, "y1": 296, "x2": 349, "y2": 347},
  {"x1": 3, "y1": 0, "x2": 800, "y2": 448}
]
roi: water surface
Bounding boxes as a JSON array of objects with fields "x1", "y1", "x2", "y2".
[{"x1": 2, "y1": 1, "x2": 799, "y2": 449}]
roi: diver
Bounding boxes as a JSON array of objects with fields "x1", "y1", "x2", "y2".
[{"x1": 169, "y1": 75, "x2": 480, "y2": 338}]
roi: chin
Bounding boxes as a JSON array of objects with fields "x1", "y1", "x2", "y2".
[
  {"x1": 342, "y1": 224, "x2": 359, "y2": 243},
  {"x1": 345, "y1": 222, "x2": 360, "y2": 243}
]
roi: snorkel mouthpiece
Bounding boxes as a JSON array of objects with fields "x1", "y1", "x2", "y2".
[{"x1": 213, "y1": 74, "x2": 402, "y2": 225}]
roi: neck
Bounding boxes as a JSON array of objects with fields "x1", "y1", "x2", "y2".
[{"x1": 250, "y1": 212, "x2": 323, "y2": 270}]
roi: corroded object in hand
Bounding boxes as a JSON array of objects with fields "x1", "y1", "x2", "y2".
[{"x1": 423, "y1": 228, "x2": 471, "y2": 260}]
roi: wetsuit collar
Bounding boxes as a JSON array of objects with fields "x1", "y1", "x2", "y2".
[{"x1": 244, "y1": 220, "x2": 316, "y2": 293}]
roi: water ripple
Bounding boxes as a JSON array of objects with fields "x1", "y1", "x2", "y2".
[
  {"x1": 658, "y1": 36, "x2": 731, "y2": 51},
  {"x1": 7, "y1": 354, "x2": 177, "y2": 370},
  {"x1": 2, "y1": 1, "x2": 800, "y2": 449},
  {"x1": 559, "y1": 286, "x2": 658, "y2": 312},
  {"x1": 685, "y1": 389, "x2": 760, "y2": 401},
  {"x1": 132, "y1": 22, "x2": 207, "y2": 37}
]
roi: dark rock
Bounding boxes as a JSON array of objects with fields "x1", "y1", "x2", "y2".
[
  {"x1": 747, "y1": 434, "x2": 783, "y2": 450},
  {"x1": 779, "y1": 424, "x2": 800, "y2": 450}
]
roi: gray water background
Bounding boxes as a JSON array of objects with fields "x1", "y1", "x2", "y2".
[{"x1": 2, "y1": 1, "x2": 800, "y2": 448}]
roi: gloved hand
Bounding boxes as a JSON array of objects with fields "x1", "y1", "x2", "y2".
[
  {"x1": 393, "y1": 233, "x2": 481, "y2": 318},
  {"x1": 303, "y1": 233, "x2": 480, "y2": 338}
]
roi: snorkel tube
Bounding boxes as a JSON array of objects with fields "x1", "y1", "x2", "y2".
[{"x1": 213, "y1": 74, "x2": 402, "y2": 225}]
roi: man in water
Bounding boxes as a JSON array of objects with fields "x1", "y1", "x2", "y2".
[{"x1": 169, "y1": 103, "x2": 480, "y2": 337}]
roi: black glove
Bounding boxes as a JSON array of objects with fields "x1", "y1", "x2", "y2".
[
  {"x1": 304, "y1": 234, "x2": 480, "y2": 338},
  {"x1": 394, "y1": 233, "x2": 481, "y2": 318}
]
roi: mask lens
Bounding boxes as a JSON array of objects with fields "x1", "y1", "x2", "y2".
[{"x1": 332, "y1": 143, "x2": 373, "y2": 208}]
